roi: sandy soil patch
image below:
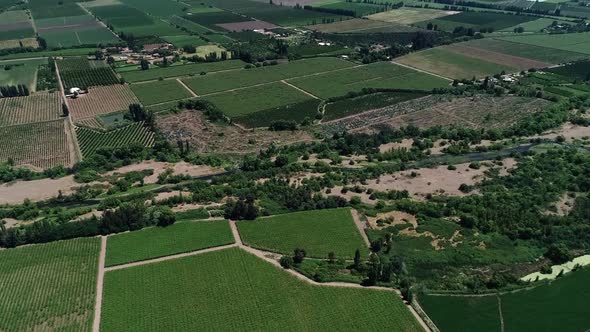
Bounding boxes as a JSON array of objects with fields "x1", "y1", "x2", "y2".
[
  {"x1": 105, "y1": 160, "x2": 223, "y2": 184},
  {"x1": 0, "y1": 176, "x2": 79, "y2": 205},
  {"x1": 367, "y1": 210, "x2": 417, "y2": 229},
  {"x1": 379, "y1": 139, "x2": 413, "y2": 153},
  {"x1": 329, "y1": 186, "x2": 373, "y2": 204},
  {"x1": 158, "y1": 111, "x2": 312, "y2": 154},
  {"x1": 74, "y1": 210, "x2": 104, "y2": 221},
  {"x1": 364, "y1": 159, "x2": 516, "y2": 199},
  {"x1": 534, "y1": 123, "x2": 590, "y2": 142},
  {"x1": 153, "y1": 190, "x2": 192, "y2": 202}
]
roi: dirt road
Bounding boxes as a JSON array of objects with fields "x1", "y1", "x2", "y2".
[{"x1": 92, "y1": 236, "x2": 106, "y2": 332}]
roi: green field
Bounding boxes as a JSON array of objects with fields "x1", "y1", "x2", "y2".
[
  {"x1": 288, "y1": 61, "x2": 449, "y2": 98},
  {"x1": 76, "y1": 122, "x2": 155, "y2": 157},
  {"x1": 161, "y1": 34, "x2": 207, "y2": 48},
  {"x1": 106, "y1": 220, "x2": 235, "y2": 266},
  {"x1": 324, "y1": 91, "x2": 426, "y2": 121},
  {"x1": 130, "y1": 79, "x2": 193, "y2": 105},
  {"x1": 0, "y1": 238, "x2": 100, "y2": 331},
  {"x1": 0, "y1": 57, "x2": 47, "y2": 91},
  {"x1": 463, "y1": 38, "x2": 589, "y2": 64},
  {"x1": 203, "y1": 81, "x2": 313, "y2": 117},
  {"x1": 415, "y1": 11, "x2": 537, "y2": 32},
  {"x1": 236, "y1": 208, "x2": 368, "y2": 259},
  {"x1": 182, "y1": 57, "x2": 354, "y2": 95},
  {"x1": 498, "y1": 17, "x2": 570, "y2": 32},
  {"x1": 367, "y1": 7, "x2": 457, "y2": 25},
  {"x1": 420, "y1": 268, "x2": 590, "y2": 332},
  {"x1": 101, "y1": 247, "x2": 421, "y2": 331},
  {"x1": 120, "y1": 60, "x2": 244, "y2": 82},
  {"x1": 395, "y1": 47, "x2": 516, "y2": 80},
  {"x1": 497, "y1": 32, "x2": 590, "y2": 55},
  {"x1": 315, "y1": 0, "x2": 387, "y2": 17},
  {"x1": 233, "y1": 99, "x2": 321, "y2": 128},
  {"x1": 0, "y1": 10, "x2": 34, "y2": 41}
]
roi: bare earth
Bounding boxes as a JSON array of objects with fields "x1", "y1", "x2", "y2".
[
  {"x1": 0, "y1": 176, "x2": 79, "y2": 204},
  {"x1": 105, "y1": 160, "x2": 224, "y2": 184}
]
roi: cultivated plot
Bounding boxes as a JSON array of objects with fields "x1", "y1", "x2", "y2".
[
  {"x1": 0, "y1": 57, "x2": 48, "y2": 92},
  {"x1": 0, "y1": 92, "x2": 62, "y2": 126},
  {"x1": 130, "y1": 79, "x2": 193, "y2": 105},
  {"x1": 106, "y1": 220, "x2": 235, "y2": 267},
  {"x1": 288, "y1": 61, "x2": 449, "y2": 98},
  {"x1": 69, "y1": 84, "x2": 139, "y2": 123},
  {"x1": 101, "y1": 248, "x2": 421, "y2": 331},
  {"x1": 496, "y1": 32, "x2": 590, "y2": 55},
  {"x1": 0, "y1": 237, "x2": 100, "y2": 332},
  {"x1": 237, "y1": 208, "x2": 369, "y2": 258},
  {"x1": 120, "y1": 59, "x2": 245, "y2": 83},
  {"x1": 76, "y1": 122, "x2": 155, "y2": 157},
  {"x1": 367, "y1": 7, "x2": 458, "y2": 25}
]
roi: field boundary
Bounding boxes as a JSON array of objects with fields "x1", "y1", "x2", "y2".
[
  {"x1": 177, "y1": 78, "x2": 198, "y2": 97},
  {"x1": 391, "y1": 61, "x2": 453, "y2": 82},
  {"x1": 281, "y1": 80, "x2": 320, "y2": 100}
]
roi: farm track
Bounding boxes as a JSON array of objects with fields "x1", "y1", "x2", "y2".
[
  {"x1": 55, "y1": 61, "x2": 82, "y2": 163},
  {"x1": 498, "y1": 295, "x2": 505, "y2": 332},
  {"x1": 176, "y1": 78, "x2": 198, "y2": 97},
  {"x1": 350, "y1": 209, "x2": 371, "y2": 247},
  {"x1": 281, "y1": 80, "x2": 319, "y2": 99},
  {"x1": 391, "y1": 61, "x2": 453, "y2": 82},
  {"x1": 92, "y1": 236, "x2": 106, "y2": 332}
]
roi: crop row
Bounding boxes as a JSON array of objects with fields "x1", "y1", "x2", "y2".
[
  {"x1": 60, "y1": 67, "x2": 120, "y2": 90},
  {"x1": 0, "y1": 92, "x2": 62, "y2": 127},
  {"x1": 76, "y1": 122, "x2": 155, "y2": 157},
  {"x1": 0, "y1": 119, "x2": 71, "y2": 169}
]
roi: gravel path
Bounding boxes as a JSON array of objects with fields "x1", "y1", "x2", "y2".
[{"x1": 92, "y1": 236, "x2": 106, "y2": 332}]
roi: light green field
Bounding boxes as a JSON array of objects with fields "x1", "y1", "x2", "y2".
[
  {"x1": 106, "y1": 220, "x2": 235, "y2": 266},
  {"x1": 130, "y1": 79, "x2": 193, "y2": 105},
  {"x1": 120, "y1": 60, "x2": 244, "y2": 82},
  {"x1": 101, "y1": 248, "x2": 421, "y2": 331},
  {"x1": 106, "y1": 221, "x2": 234, "y2": 266},
  {"x1": 236, "y1": 208, "x2": 369, "y2": 259},
  {"x1": 497, "y1": 32, "x2": 590, "y2": 55},
  {"x1": 195, "y1": 44, "x2": 227, "y2": 58},
  {"x1": 499, "y1": 17, "x2": 571, "y2": 32},
  {"x1": 366, "y1": 7, "x2": 458, "y2": 25},
  {"x1": 0, "y1": 57, "x2": 47, "y2": 91},
  {"x1": 463, "y1": 38, "x2": 589, "y2": 64},
  {"x1": 182, "y1": 57, "x2": 354, "y2": 95},
  {"x1": 0, "y1": 10, "x2": 30, "y2": 23},
  {"x1": 288, "y1": 61, "x2": 449, "y2": 98},
  {"x1": 203, "y1": 81, "x2": 313, "y2": 117},
  {"x1": 0, "y1": 238, "x2": 100, "y2": 332},
  {"x1": 420, "y1": 267, "x2": 590, "y2": 332},
  {"x1": 395, "y1": 47, "x2": 516, "y2": 80}
]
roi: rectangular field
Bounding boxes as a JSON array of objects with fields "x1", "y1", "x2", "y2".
[
  {"x1": 367, "y1": 8, "x2": 458, "y2": 25},
  {"x1": 440, "y1": 43, "x2": 551, "y2": 71},
  {"x1": 420, "y1": 268, "x2": 590, "y2": 332},
  {"x1": 0, "y1": 119, "x2": 72, "y2": 169},
  {"x1": 101, "y1": 248, "x2": 421, "y2": 331},
  {"x1": 120, "y1": 60, "x2": 245, "y2": 83},
  {"x1": 106, "y1": 220, "x2": 235, "y2": 266},
  {"x1": 395, "y1": 47, "x2": 517, "y2": 80},
  {"x1": 130, "y1": 79, "x2": 193, "y2": 105},
  {"x1": 35, "y1": 14, "x2": 119, "y2": 48},
  {"x1": 76, "y1": 122, "x2": 155, "y2": 157},
  {"x1": 57, "y1": 57, "x2": 120, "y2": 90},
  {"x1": 203, "y1": 81, "x2": 313, "y2": 117},
  {"x1": 496, "y1": 32, "x2": 590, "y2": 55},
  {"x1": 236, "y1": 208, "x2": 368, "y2": 258},
  {"x1": 0, "y1": 10, "x2": 34, "y2": 41},
  {"x1": 308, "y1": 18, "x2": 416, "y2": 33},
  {"x1": 460, "y1": 38, "x2": 589, "y2": 64},
  {"x1": 69, "y1": 84, "x2": 139, "y2": 123},
  {"x1": 288, "y1": 61, "x2": 449, "y2": 98},
  {"x1": 0, "y1": 238, "x2": 100, "y2": 332},
  {"x1": 0, "y1": 92, "x2": 62, "y2": 126},
  {"x1": 415, "y1": 11, "x2": 537, "y2": 32},
  {"x1": 182, "y1": 57, "x2": 354, "y2": 95},
  {"x1": 0, "y1": 57, "x2": 47, "y2": 91}
]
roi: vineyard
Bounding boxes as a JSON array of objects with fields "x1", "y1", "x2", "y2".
[
  {"x1": 0, "y1": 92, "x2": 62, "y2": 126},
  {"x1": 76, "y1": 122, "x2": 155, "y2": 157},
  {"x1": 69, "y1": 84, "x2": 139, "y2": 123},
  {"x1": 0, "y1": 238, "x2": 100, "y2": 332},
  {"x1": 0, "y1": 119, "x2": 72, "y2": 169},
  {"x1": 57, "y1": 57, "x2": 119, "y2": 90}
]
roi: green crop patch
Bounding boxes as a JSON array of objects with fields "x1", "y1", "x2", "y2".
[
  {"x1": 130, "y1": 79, "x2": 193, "y2": 105},
  {"x1": 183, "y1": 11, "x2": 254, "y2": 31},
  {"x1": 288, "y1": 62, "x2": 449, "y2": 99},
  {"x1": 101, "y1": 247, "x2": 421, "y2": 331},
  {"x1": 415, "y1": 11, "x2": 537, "y2": 32},
  {"x1": 395, "y1": 47, "x2": 516, "y2": 80},
  {"x1": 86, "y1": 3, "x2": 183, "y2": 36},
  {"x1": 234, "y1": 99, "x2": 321, "y2": 128},
  {"x1": 203, "y1": 81, "x2": 313, "y2": 118},
  {"x1": 120, "y1": 60, "x2": 244, "y2": 82},
  {"x1": 76, "y1": 122, "x2": 155, "y2": 157},
  {"x1": 0, "y1": 57, "x2": 47, "y2": 92},
  {"x1": 57, "y1": 57, "x2": 119, "y2": 90},
  {"x1": 420, "y1": 268, "x2": 590, "y2": 332},
  {"x1": 236, "y1": 208, "x2": 369, "y2": 258},
  {"x1": 36, "y1": 14, "x2": 120, "y2": 48},
  {"x1": 106, "y1": 220, "x2": 235, "y2": 266},
  {"x1": 119, "y1": 0, "x2": 190, "y2": 18},
  {"x1": 161, "y1": 35, "x2": 207, "y2": 48},
  {"x1": 182, "y1": 57, "x2": 354, "y2": 95},
  {"x1": 324, "y1": 91, "x2": 426, "y2": 121},
  {"x1": 497, "y1": 32, "x2": 590, "y2": 55},
  {"x1": 0, "y1": 238, "x2": 100, "y2": 332},
  {"x1": 29, "y1": 0, "x2": 86, "y2": 19}
]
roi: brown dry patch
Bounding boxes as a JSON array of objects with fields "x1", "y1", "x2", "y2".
[
  {"x1": 157, "y1": 110, "x2": 312, "y2": 154},
  {"x1": 0, "y1": 175, "x2": 79, "y2": 205},
  {"x1": 329, "y1": 186, "x2": 373, "y2": 204},
  {"x1": 367, "y1": 210, "x2": 417, "y2": 229},
  {"x1": 533, "y1": 122, "x2": 590, "y2": 142},
  {"x1": 69, "y1": 85, "x2": 139, "y2": 124},
  {"x1": 545, "y1": 192, "x2": 577, "y2": 216},
  {"x1": 74, "y1": 210, "x2": 103, "y2": 221},
  {"x1": 105, "y1": 160, "x2": 223, "y2": 184},
  {"x1": 379, "y1": 139, "x2": 413, "y2": 152},
  {"x1": 442, "y1": 43, "x2": 552, "y2": 70},
  {"x1": 153, "y1": 190, "x2": 192, "y2": 202},
  {"x1": 216, "y1": 20, "x2": 277, "y2": 32}
]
